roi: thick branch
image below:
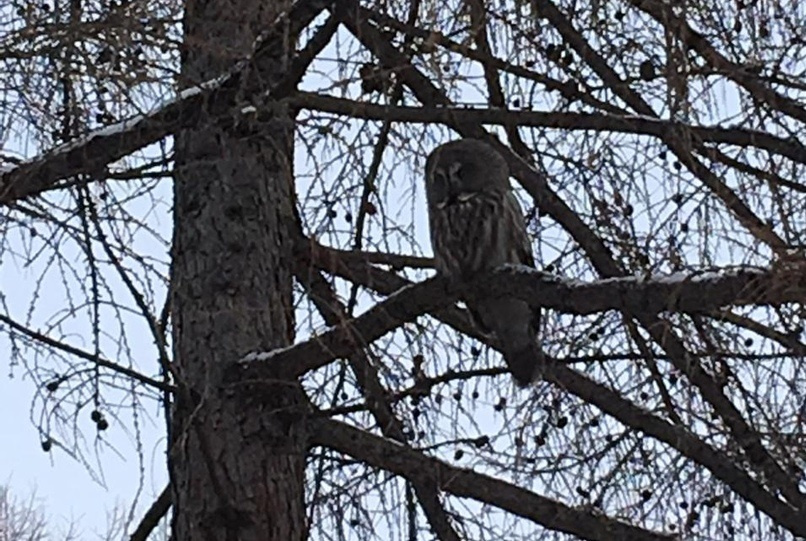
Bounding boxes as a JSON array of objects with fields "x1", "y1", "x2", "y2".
[
  {"x1": 236, "y1": 263, "x2": 806, "y2": 380},
  {"x1": 0, "y1": 0, "x2": 332, "y2": 204},
  {"x1": 311, "y1": 242, "x2": 433, "y2": 269},
  {"x1": 235, "y1": 276, "x2": 455, "y2": 379},
  {"x1": 309, "y1": 249, "x2": 806, "y2": 536},
  {"x1": 311, "y1": 418, "x2": 675, "y2": 541}
]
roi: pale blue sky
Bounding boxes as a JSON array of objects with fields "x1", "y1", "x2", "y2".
[{"x1": 0, "y1": 372, "x2": 168, "y2": 537}]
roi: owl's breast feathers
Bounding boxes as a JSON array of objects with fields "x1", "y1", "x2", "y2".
[{"x1": 430, "y1": 190, "x2": 533, "y2": 279}]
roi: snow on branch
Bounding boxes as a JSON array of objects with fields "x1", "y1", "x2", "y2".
[
  {"x1": 0, "y1": 0, "x2": 331, "y2": 204},
  {"x1": 234, "y1": 261, "x2": 806, "y2": 380}
]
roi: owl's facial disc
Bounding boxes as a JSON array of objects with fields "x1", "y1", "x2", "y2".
[{"x1": 433, "y1": 161, "x2": 471, "y2": 209}]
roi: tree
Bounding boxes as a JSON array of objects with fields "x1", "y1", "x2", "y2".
[
  {"x1": 0, "y1": 483, "x2": 163, "y2": 541},
  {"x1": 2, "y1": 0, "x2": 805, "y2": 539},
  {"x1": 0, "y1": 486, "x2": 50, "y2": 541}
]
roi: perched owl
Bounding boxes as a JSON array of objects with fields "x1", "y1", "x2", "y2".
[{"x1": 424, "y1": 138, "x2": 543, "y2": 386}]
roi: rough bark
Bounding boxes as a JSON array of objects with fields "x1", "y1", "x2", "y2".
[{"x1": 170, "y1": 1, "x2": 306, "y2": 540}]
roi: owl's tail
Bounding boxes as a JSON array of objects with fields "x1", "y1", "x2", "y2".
[
  {"x1": 505, "y1": 343, "x2": 545, "y2": 387},
  {"x1": 470, "y1": 296, "x2": 544, "y2": 387}
]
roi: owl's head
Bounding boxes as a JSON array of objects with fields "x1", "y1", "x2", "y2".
[{"x1": 424, "y1": 139, "x2": 510, "y2": 210}]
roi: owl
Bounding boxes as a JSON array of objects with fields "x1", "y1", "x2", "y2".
[{"x1": 424, "y1": 138, "x2": 543, "y2": 386}]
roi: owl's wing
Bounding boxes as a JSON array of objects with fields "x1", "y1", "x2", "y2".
[
  {"x1": 503, "y1": 191, "x2": 542, "y2": 341},
  {"x1": 516, "y1": 229, "x2": 534, "y2": 268}
]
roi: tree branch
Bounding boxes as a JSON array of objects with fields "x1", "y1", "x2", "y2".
[
  {"x1": 0, "y1": 313, "x2": 176, "y2": 393},
  {"x1": 336, "y1": 4, "x2": 799, "y2": 508},
  {"x1": 0, "y1": 0, "x2": 332, "y2": 204},
  {"x1": 531, "y1": 0, "x2": 804, "y2": 506},
  {"x1": 236, "y1": 262, "x2": 806, "y2": 380},
  {"x1": 533, "y1": 0, "x2": 787, "y2": 253},
  {"x1": 129, "y1": 485, "x2": 172, "y2": 541},
  {"x1": 293, "y1": 240, "x2": 462, "y2": 541},
  {"x1": 334, "y1": 0, "x2": 622, "y2": 280},
  {"x1": 311, "y1": 242, "x2": 433, "y2": 269},
  {"x1": 364, "y1": 7, "x2": 625, "y2": 113},
  {"x1": 311, "y1": 418, "x2": 676, "y2": 541},
  {"x1": 288, "y1": 92, "x2": 806, "y2": 166},
  {"x1": 625, "y1": 0, "x2": 806, "y2": 125},
  {"x1": 307, "y1": 249, "x2": 806, "y2": 536}
]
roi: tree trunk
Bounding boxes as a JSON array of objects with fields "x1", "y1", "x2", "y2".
[{"x1": 169, "y1": 1, "x2": 306, "y2": 539}]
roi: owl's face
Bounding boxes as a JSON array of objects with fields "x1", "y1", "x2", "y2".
[{"x1": 424, "y1": 139, "x2": 510, "y2": 210}]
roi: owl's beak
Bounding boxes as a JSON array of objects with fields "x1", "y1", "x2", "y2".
[
  {"x1": 433, "y1": 162, "x2": 470, "y2": 209},
  {"x1": 435, "y1": 192, "x2": 475, "y2": 209}
]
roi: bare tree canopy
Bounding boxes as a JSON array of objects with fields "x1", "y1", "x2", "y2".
[{"x1": 1, "y1": 0, "x2": 805, "y2": 539}]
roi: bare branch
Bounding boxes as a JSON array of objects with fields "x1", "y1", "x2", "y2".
[
  {"x1": 334, "y1": 0, "x2": 622, "y2": 278},
  {"x1": 288, "y1": 92, "x2": 806, "y2": 166},
  {"x1": 311, "y1": 418, "x2": 676, "y2": 541},
  {"x1": 533, "y1": 0, "x2": 787, "y2": 253},
  {"x1": 0, "y1": 313, "x2": 176, "y2": 393},
  {"x1": 625, "y1": 0, "x2": 806, "y2": 125},
  {"x1": 293, "y1": 239, "x2": 462, "y2": 541},
  {"x1": 129, "y1": 486, "x2": 172, "y2": 541}
]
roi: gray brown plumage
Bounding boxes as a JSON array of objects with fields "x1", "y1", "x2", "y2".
[{"x1": 424, "y1": 138, "x2": 544, "y2": 386}]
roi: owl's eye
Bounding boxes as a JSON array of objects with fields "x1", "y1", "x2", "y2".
[
  {"x1": 433, "y1": 169, "x2": 450, "y2": 191},
  {"x1": 431, "y1": 168, "x2": 450, "y2": 208}
]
